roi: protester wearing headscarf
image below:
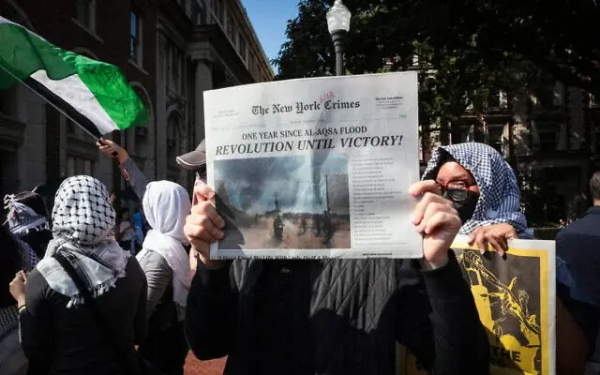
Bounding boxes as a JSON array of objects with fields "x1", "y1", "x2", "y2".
[
  {"x1": 0, "y1": 226, "x2": 37, "y2": 375},
  {"x1": 136, "y1": 181, "x2": 191, "y2": 375},
  {"x1": 9, "y1": 176, "x2": 148, "y2": 375},
  {"x1": 4, "y1": 191, "x2": 52, "y2": 259},
  {"x1": 422, "y1": 142, "x2": 532, "y2": 253}
]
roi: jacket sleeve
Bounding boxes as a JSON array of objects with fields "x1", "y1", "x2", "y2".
[
  {"x1": 184, "y1": 263, "x2": 237, "y2": 360},
  {"x1": 20, "y1": 270, "x2": 52, "y2": 375},
  {"x1": 138, "y1": 250, "x2": 172, "y2": 318},
  {"x1": 121, "y1": 157, "x2": 149, "y2": 200},
  {"x1": 395, "y1": 251, "x2": 489, "y2": 375},
  {"x1": 133, "y1": 260, "x2": 149, "y2": 344}
]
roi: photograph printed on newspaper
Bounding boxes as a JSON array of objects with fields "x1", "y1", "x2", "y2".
[
  {"x1": 398, "y1": 235, "x2": 556, "y2": 375},
  {"x1": 203, "y1": 72, "x2": 422, "y2": 259}
]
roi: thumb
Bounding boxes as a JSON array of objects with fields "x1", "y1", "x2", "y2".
[{"x1": 193, "y1": 179, "x2": 215, "y2": 205}]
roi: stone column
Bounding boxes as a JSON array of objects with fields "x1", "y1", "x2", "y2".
[{"x1": 194, "y1": 59, "x2": 212, "y2": 145}]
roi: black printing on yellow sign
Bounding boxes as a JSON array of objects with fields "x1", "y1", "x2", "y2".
[{"x1": 398, "y1": 246, "x2": 550, "y2": 375}]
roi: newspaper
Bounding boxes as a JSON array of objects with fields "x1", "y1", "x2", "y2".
[
  {"x1": 204, "y1": 72, "x2": 422, "y2": 259},
  {"x1": 398, "y1": 235, "x2": 556, "y2": 375}
]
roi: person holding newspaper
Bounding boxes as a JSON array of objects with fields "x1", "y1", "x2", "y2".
[{"x1": 183, "y1": 175, "x2": 489, "y2": 371}]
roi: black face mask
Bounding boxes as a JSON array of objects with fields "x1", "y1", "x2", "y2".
[{"x1": 443, "y1": 190, "x2": 480, "y2": 224}]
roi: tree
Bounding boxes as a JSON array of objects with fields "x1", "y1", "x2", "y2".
[
  {"x1": 421, "y1": 0, "x2": 600, "y2": 97},
  {"x1": 274, "y1": 0, "x2": 599, "y2": 119},
  {"x1": 273, "y1": 0, "x2": 544, "y2": 140}
]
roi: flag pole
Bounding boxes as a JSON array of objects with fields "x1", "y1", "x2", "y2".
[{"x1": 0, "y1": 65, "x2": 102, "y2": 141}]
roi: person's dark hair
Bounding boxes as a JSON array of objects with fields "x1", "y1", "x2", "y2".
[
  {"x1": 121, "y1": 209, "x2": 130, "y2": 218},
  {"x1": 431, "y1": 149, "x2": 456, "y2": 179},
  {"x1": 13, "y1": 191, "x2": 48, "y2": 218},
  {"x1": 590, "y1": 171, "x2": 600, "y2": 200},
  {"x1": 0, "y1": 226, "x2": 21, "y2": 308},
  {"x1": 32, "y1": 177, "x2": 67, "y2": 215}
]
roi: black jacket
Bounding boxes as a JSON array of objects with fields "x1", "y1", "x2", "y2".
[
  {"x1": 20, "y1": 257, "x2": 148, "y2": 375},
  {"x1": 556, "y1": 206, "x2": 600, "y2": 362},
  {"x1": 184, "y1": 251, "x2": 489, "y2": 374}
]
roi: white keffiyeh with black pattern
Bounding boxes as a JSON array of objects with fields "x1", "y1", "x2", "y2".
[
  {"x1": 36, "y1": 176, "x2": 130, "y2": 308},
  {"x1": 422, "y1": 142, "x2": 530, "y2": 235}
]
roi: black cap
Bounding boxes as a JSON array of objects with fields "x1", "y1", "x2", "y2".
[{"x1": 176, "y1": 139, "x2": 206, "y2": 170}]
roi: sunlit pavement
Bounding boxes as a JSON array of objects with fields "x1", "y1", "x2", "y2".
[{"x1": 184, "y1": 354, "x2": 226, "y2": 375}]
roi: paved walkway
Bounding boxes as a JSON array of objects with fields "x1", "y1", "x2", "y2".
[{"x1": 184, "y1": 354, "x2": 226, "y2": 375}]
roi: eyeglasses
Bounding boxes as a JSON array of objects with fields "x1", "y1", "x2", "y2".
[{"x1": 436, "y1": 179, "x2": 476, "y2": 202}]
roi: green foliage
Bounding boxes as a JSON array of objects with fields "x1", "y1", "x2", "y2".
[{"x1": 273, "y1": 0, "x2": 599, "y2": 127}]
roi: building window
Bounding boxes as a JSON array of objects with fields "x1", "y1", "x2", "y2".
[
  {"x1": 227, "y1": 17, "x2": 234, "y2": 38},
  {"x1": 67, "y1": 155, "x2": 94, "y2": 176},
  {"x1": 488, "y1": 125, "x2": 504, "y2": 153},
  {"x1": 167, "y1": 45, "x2": 183, "y2": 93},
  {"x1": 130, "y1": 10, "x2": 143, "y2": 66},
  {"x1": 76, "y1": 0, "x2": 96, "y2": 32},
  {"x1": 237, "y1": 33, "x2": 247, "y2": 62},
  {"x1": 167, "y1": 115, "x2": 183, "y2": 182},
  {"x1": 192, "y1": 4, "x2": 203, "y2": 25},
  {"x1": 459, "y1": 125, "x2": 474, "y2": 143},
  {"x1": 539, "y1": 131, "x2": 557, "y2": 152},
  {"x1": 534, "y1": 78, "x2": 557, "y2": 109},
  {"x1": 248, "y1": 57, "x2": 256, "y2": 77},
  {"x1": 132, "y1": 86, "x2": 151, "y2": 157},
  {"x1": 487, "y1": 90, "x2": 502, "y2": 108},
  {"x1": 186, "y1": 0, "x2": 193, "y2": 18},
  {"x1": 213, "y1": 0, "x2": 224, "y2": 24}
]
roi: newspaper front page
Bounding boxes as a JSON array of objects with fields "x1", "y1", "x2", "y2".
[
  {"x1": 398, "y1": 236, "x2": 556, "y2": 375},
  {"x1": 204, "y1": 72, "x2": 422, "y2": 259}
]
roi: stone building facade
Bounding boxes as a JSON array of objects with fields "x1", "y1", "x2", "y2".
[{"x1": 0, "y1": 0, "x2": 272, "y2": 203}]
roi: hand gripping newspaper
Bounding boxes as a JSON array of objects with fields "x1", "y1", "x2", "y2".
[{"x1": 204, "y1": 72, "x2": 422, "y2": 259}]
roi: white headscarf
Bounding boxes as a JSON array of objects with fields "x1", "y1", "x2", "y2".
[
  {"x1": 36, "y1": 176, "x2": 130, "y2": 308},
  {"x1": 138, "y1": 181, "x2": 191, "y2": 308}
]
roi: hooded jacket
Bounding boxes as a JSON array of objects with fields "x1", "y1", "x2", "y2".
[{"x1": 185, "y1": 252, "x2": 489, "y2": 374}]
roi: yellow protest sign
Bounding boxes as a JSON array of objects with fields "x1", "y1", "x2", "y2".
[{"x1": 398, "y1": 236, "x2": 556, "y2": 375}]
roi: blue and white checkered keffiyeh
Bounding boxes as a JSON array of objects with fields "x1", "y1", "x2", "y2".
[{"x1": 422, "y1": 142, "x2": 529, "y2": 235}]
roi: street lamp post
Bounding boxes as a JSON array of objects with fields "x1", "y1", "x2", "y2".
[{"x1": 326, "y1": 0, "x2": 351, "y2": 76}]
